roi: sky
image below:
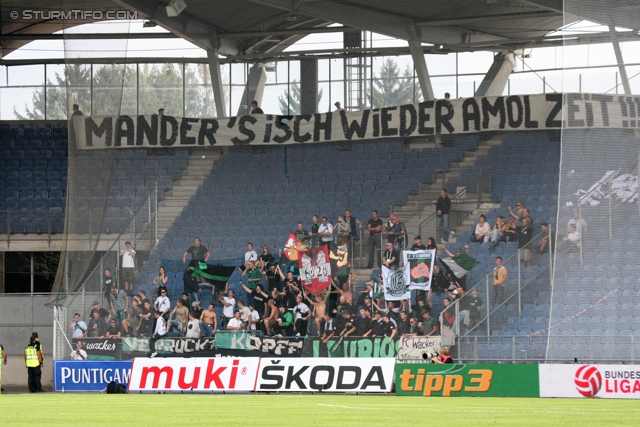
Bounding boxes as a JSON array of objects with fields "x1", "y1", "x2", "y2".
[{"x1": 2, "y1": 18, "x2": 640, "y2": 119}]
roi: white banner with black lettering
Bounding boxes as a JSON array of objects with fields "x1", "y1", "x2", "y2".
[
  {"x1": 255, "y1": 358, "x2": 395, "y2": 392},
  {"x1": 396, "y1": 336, "x2": 442, "y2": 360},
  {"x1": 72, "y1": 93, "x2": 638, "y2": 149}
]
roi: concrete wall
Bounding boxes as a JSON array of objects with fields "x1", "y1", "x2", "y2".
[{"x1": 0, "y1": 295, "x2": 53, "y2": 386}]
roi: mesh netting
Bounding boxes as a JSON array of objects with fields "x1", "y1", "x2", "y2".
[{"x1": 545, "y1": 0, "x2": 640, "y2": 362}]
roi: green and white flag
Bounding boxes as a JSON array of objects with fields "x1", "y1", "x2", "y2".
[
  {"x1": 440, "y1": 252, "x2": 479, "y2": 279},
  {"x1": 381, "y1": 265, "x2": 411, "y2": 301},
  {"x1": 403, "y1": 249, "x2": 436, "y2": 291}
]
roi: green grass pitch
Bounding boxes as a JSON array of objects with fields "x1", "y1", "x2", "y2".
[{"x1": 0, "y1": 394, "x2": 636, "y2": 426}]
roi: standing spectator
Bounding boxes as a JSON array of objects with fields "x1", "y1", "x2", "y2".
[
  {"x1": 226, "y1": 311, "x2": 244, "y2": 331},
  {"x1": 72, "y1": 103, "x2": 83, "y2": 116},
  {"x1": 516, "y1": 217, "x2": 533, "y2": 267},
  {"x1": 103, "y1": 269, "x2": 117, "y2": 299},
  {"x1": 466, "y1": 288, "x2": 484, "y2": 330},
  {"x1": 444, "y1": 93, "x2": 451, "y2": 100},
  {"x1": 87, "y1": 310, "x2": 108, "y2": 338},
  {"x1": 436, "y1": 189, "x2": 455, "y2": 243},
  {"x1": 149, "y1": 311, "x2": 167, "y2": 358},
  {"x1": 411, "y1": 235, "x2": 427, "y2": 250},
  {"x1": 220, "y1": 290, "x2": 236, "y2": 329},
  {"x1": 154, "y1": 289, "x2": 171, "y2": 322},
  {"x1": 318, "y1": 216, "x2": 334, "y2": 246},
  {"x1": 69, "y1": 340, "x2": 87, "y2": 360},
  {"x1": 89, "y1": 301, "x2": 111, "y2": 323},
  {"x1": 370, "y1": 312, "x2": 384, "y2": 337},
  {"x1": 119, "y1": 241, "x2": 136, "y2": 296},
  {"x1": 294, "y1": 222, "x2": 309, "y2": 242},
  {"x1": 282, "y1": 272, "x2": 302, "y2": 309},
  {"x1": 264, "y1": 299, "x2": 280, "y2": 335},
  {"x1": 472, "y1": 215, "x2": 492, "y2": 243},
  {"x1": 153, "y1": 266, "x2": 169, "y2": 300},
  {"x1": 491, "y1": 257, "x2": 508, "y2": 306},
  {"x1": 241, "y1": 283, "x2": 267, "y2": 318},
  {"x1": 139, "y1": 299, "x2": 154, "y2": 337},
  {"x1": 335, "y1": 215, "x2": 351, "y2": 245},
  {"x1": 263, "y1": 263, "x2": 283, "y2": 291},
  {"x1": 158, "y1": 108, "x2": 164, "y2": 116},
  {"x1": 250, "y1": 100, "x2": 264, "y2": 114},
  {"x1": 199, "y1": 303, "x2": 218, "y2": 337},
  {"x1": 304, "y1": 293, "x2": 328, "y2": 336},
  {"x1": 248, "y1": 303, "x2": 261, "y2": 331},
  {"x1": 353, "y1": 308, "x2": 373, "y2": 337},
  {"x1": 366, "y1": 210, "x2": 383, "y2": 268},
  {"x1": 293, "y1": 295, "x2": 311, "y2": 337},
  {"x1": 508, "y1": 202, "x2": 527, "y2": 226},
  {"x1": 109, "y1": 285, "x2": 130, "y2": 322},
  {"x1": 191, "y1": 301, "x2": 203, "y2": 319},
  {"x1": 334, "y1": 101, "x2": 342, "y2": 110},
  {"x1": 122, "y1": 298, "x2": 143, "y2": 337},
  {"x1": 183, "y1": 238, "x2": 210, "y2": 264},
  {"x1": 68, "y1": 313, "x2": 87, "y2": 339},
  {"x1": 345, "y1": 209, "x2": 362, "y2": 242},
  {"x1": 310, "y1": 215, "x2": 321, "y2": 248},
  {"x1": 386, "y1": 215, "x2": 406, "y2": 251},
  {"x1": 237, "y1": 300, "x2": 252, "y2": 326},
  {"x1": 382, "y1": 242, "x2": 399, "y2": 270},
  {"x1": 244, "y1": 243, "x2": 258, "y2": 267},
  {"x1": 24, "y1": 335, "x2": 43, "y2": 392},
  {"x1": 396, "y1": 311, "x2": 411, "y2": 336},
  {"x1": 185, "y1": 311, "x2": 201, "y2": 338},
  {"x1": 184, "y1": 267, "x2": 200, "y2": 304},
  {"x1": 240, "y1": 261, "x2": 262, "y2": 290},
  {"x1": 426, "y1": 237, "x2": 438, "y2": 257},
  {"x1": 179, "y1": 293, "x2": 193, "y2": 313},
  {"x1": 169, "y1": 299, "x2": 189, "y2": 337}
]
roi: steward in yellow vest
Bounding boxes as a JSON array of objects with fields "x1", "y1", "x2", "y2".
[{"x1": 24, "y1": 336, "x2": 43, "y2": 393}]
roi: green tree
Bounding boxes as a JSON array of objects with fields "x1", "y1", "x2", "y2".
[
  {"x1": 371, "y1": 58, "x2": 422, "y2": 108},
  {"x1": 278, "y1": 80, "x2": 323, "y2": 115},
  {"x1": 14, "y1": 64, "x2": 91, "y2": 120}
]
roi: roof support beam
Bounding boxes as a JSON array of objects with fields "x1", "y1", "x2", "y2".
[
  {"x1": 416, "y1": 10, "x2": 561, "y2": 27},
  {"x1": 246, "y1": 0, "x2": 505, "y2": 45},
  {"x1": 207, "y1": 50, "x2": 227, "y2": 118},
  {"x1": 609, "y1": 25, "x2": 632, "y2": 95},
  {"x1": 112, "y1": 0, "x2": 243, "y2": 55},
  {"x1": 408, "y1": 41, "x2": 434, "y2": 101},
  {"x1": 0, "y1": 33, "x2": 179, "y2": 41}
]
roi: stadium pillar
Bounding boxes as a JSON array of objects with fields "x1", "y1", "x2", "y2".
[
  {"x1": 610, "y1": 25, "x2": 632, "y2": 95},
  {"x1": 236, "y1": 64, "x2": 267, "y2": 116},
  {"x1": 474, "y1": 52, "x2": 516, "y2": 97},
  {"x1": 408, "y1": 40, "x2": 434, "y2": 101},
  {"x1": 300, "y1": 59, "x2": 318, "y2": 114},
  {"x1": 207, "y1": 50, "x2": 227, "y2": 118}
]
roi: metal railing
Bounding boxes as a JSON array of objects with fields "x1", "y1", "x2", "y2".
[
  {"x1": 417, "y1": 167, "x2": 493, "y2": 239},
  {"x1": 438, "y1": 225, "x2": 554, "y2": 355},
  {"x1": 0, "y1": 209, "x2": 64, "y2": 249}
]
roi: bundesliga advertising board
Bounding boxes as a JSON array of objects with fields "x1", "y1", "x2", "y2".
[
  {"x1": 128, "y1": 357, "x2": 394, "y2": 393},
  {"x1": 540, "y1": 365, "x2": 640, "y2": 399}
]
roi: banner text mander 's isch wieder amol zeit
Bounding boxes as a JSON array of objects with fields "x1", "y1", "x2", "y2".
[{"x1": 73, "y1": 93, "x2": 640, "y2": 149}]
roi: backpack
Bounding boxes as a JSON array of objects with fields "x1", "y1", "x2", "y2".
[{"x1": 106, "y1": 381, "x2": 128, "y2": 394}]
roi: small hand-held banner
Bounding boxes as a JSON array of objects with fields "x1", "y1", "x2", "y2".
[
  {"x1": 403, "y1": 249, "x2": 436, "y2": 291},
  {"x1": 381, "y1": 265, "x2": 411, "y2": 301},
  {"x1": 298, "y1": 246, "x2": 332, "y2": 294}
]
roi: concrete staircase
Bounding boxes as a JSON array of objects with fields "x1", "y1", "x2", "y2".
[
  {"x1": 155, "y1": 147, "x2": 223, "y2": 241},
  {"x1": 391, "y1": 133, "x2": 505, "y2": 241}
]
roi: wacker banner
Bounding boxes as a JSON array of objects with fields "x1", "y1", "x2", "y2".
[
  {"x1": 395, "y1": 363, "x2": 539, "y2": 397},
  {"x1": 303, "y1": 336, "x2": 442, "y2": 359},
  {"x1": 73, "y1": 93, "x2": 638, "y2": 149},
  {"x1": 540, "y1": 364, "x2": 640, "y2": 399},
  {"x1": 54, "y1": 361, "x2": 132, "y2": 392}
]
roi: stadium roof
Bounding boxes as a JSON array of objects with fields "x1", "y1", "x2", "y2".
[{"x1": 2, "y1": 0, "x2": 640, "y2": 61}]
